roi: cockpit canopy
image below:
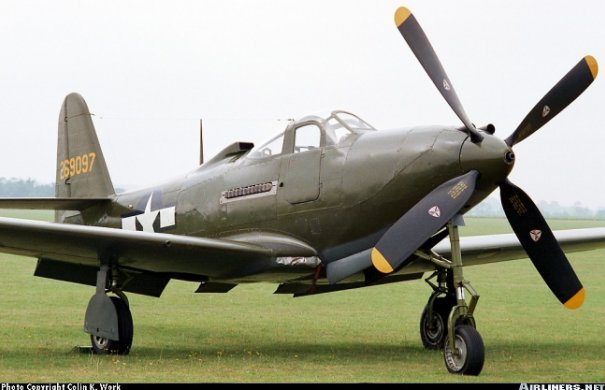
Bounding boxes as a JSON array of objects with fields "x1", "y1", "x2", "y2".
[{"x1": 248, "y1": 110, "x2": 375, "y2": 159}]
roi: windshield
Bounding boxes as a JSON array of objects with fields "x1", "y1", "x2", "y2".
[
  {"x1": 325, "y1": 111, "x2": 375, "y2": 145},
  {"x1": 332, "y1": 111, "x2": 375, "y2": 131}
]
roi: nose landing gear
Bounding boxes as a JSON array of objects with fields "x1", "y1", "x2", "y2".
[{"x1": 417, "y1": 219, "x2": 485, "y2": 375}]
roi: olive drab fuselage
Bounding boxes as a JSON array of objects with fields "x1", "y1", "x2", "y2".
[{"x1": 87, "y1": 111, "x2": 512, "y2": 284}]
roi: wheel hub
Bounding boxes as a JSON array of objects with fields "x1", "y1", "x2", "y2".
[
  {"x1": 445, "y1": 335, "x2": 467, "y2": 371},
  {"x1": 426, "y1": 314, "x2": 444, "y2": 340},
  {"x1": 93, "y1": 335, "x2": 109, "y2": 349}
]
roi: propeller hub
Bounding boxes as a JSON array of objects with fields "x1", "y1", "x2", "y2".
[
  {"x1": 460, "y1": 133, "x2": 514, "y2": 187},
  {"x1": 505, "y1": 151, "x2": 516, "y2": 165}
]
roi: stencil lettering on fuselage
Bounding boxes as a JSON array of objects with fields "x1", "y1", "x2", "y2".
[{"x1": 121, "y1": 193, "x2": 176, "y2": 232}]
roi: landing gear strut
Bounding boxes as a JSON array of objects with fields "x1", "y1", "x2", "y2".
[
  {"x1": 84, "y1": 264, "x2": 133, "y2": 355},
  {"x1": 416, "y1": 218, "x2": 485, "y2": 375}
]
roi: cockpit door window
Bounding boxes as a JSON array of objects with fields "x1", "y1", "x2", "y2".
[{"x1": 293, "y1": 124, "x2": 321, "y2": 153}]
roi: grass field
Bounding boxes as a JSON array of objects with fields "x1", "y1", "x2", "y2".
[{"x1": 0, "y1": 211, "x2": 604, "y2": 382}]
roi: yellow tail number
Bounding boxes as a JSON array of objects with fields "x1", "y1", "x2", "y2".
[{"x1": 59, "y1": 152, "x2": 96, "y2": 180}]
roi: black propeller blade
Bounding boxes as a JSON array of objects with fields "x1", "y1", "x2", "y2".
[
  {"x1": 500, "y1": 180, "x2": 585, "y2": 309},
  {"x1": 394, "y1": 7, "x2": 483, "y2": 143},
  {"x1": 372, "y1": 170, "x2": 479, "y2": 274},
  {"x1": 505, "y1": 55, "x2": 598, "y2": 147},
  {"x1": 498, "y1": 56, "x2": 596, "y2": 308}
]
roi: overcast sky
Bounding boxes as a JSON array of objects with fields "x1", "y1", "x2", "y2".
[{"x1": 1, "y1": 0, "x2": 604, "y2": 208}]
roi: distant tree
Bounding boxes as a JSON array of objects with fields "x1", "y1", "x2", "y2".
[
  {"x1": 572, "y1": 201, "x2": 592, "y2": 218},
  {"x1": 0, "y1": 178, "x2": 54, "y2": 197},
  {"x1": 0, "y1": 178, "x2": 125, "y2": 197},
  {"x1": 467, "y1": 196, "x2": 504, "y2": 217},
  {"x1": 469, "y1": 196, "x2": 601, "y2": 219}
]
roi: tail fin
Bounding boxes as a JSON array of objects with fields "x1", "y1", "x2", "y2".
[{"x1": 56, "y1": 93, "x2": 114, "y2": 221}]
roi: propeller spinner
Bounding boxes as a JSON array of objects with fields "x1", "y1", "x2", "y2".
[{"x1": 373, "y1": 6, "x2": 598, "y2": 309}]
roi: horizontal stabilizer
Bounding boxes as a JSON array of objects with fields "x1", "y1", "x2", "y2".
[{"x1": 0, "y1": 197, "x2": 111, "y2": 210}]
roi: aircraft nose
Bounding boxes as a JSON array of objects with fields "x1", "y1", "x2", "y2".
[{"x1": 460, "y1": 133, "x2": 515, "y2": 187}]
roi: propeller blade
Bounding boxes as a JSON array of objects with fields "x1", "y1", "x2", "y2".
[
  {"x1": 500, "y1": 180, "x2": 585, "y2": 309},
  {"x1": 394, "y1": 7, "x2": 483, "y2": 143},
  {"x1": 505, "y1": 55, "x2": 598, "y2": 146},
  {"x1": 372, "y1": 170, "x2": 479, "y2": 273}
]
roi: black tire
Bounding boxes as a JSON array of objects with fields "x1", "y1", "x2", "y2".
[
  {"x1": 90, "y1": 296, "x2": 133, "y2": 355},
  {"x1": 420, "y1": 296, "x2": 456, "y2": 349},
  {"x1": 443, "y1": 325, "x2": 484, "y2": 376}
]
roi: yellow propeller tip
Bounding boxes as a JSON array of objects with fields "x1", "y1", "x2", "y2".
[
  {"x1": 585, "y1": 55, "x2": 598, "y2": 79},
  {"x1": 563, "y1": 288, "x2": 585, "y2": 310},
  {"x1": 371, "y1": 248, "x2": 394, "y2": 273},
  {"x1": 394, "y1": 7, "x2": 412, "y2": 27}
]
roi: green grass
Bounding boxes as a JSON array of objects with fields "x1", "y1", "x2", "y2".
[
  {"x1": 0, "y1": 209, "x2": 54, "y2": 221},
  {"x1": 0, "y1": 214, "x2": 604, "y2": 382}
]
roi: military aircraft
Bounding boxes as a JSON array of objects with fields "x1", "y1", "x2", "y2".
[{"x1": 0, "y1": 6, "x2": 601, "y2": 376}]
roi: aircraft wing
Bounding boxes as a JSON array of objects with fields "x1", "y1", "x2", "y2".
[
  {"x1": 404, "y1": 227, "x2": 605, "y2": 273},
  {"x1": 327, "y1": 227, "x2": 605, "y2": 283},
  {"x1": 0, "y1": 216, "x2": 279, "y2": 280}
]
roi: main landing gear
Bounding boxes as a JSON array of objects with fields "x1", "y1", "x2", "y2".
[
  {"x1": 416, "y1": 219, "x2": 485, "y2": 376},
  {"x1": 84, "y1": 264, "x2": 133, "y2": 355}
]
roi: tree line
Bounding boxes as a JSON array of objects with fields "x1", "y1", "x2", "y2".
[
  {"x1": 466, "y1": 195, "x2": 605, "y2": 219},
  {"x1": 0, "y1": 178, "x2": 125, "y2": 197},
  {"x1": 0, "y1": 178, "x2": 54, "y2": 197}
]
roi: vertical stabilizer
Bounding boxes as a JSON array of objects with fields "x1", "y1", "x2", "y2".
[{"x1": 55, "y1": 93, "x2": 114, "y2": 221}]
